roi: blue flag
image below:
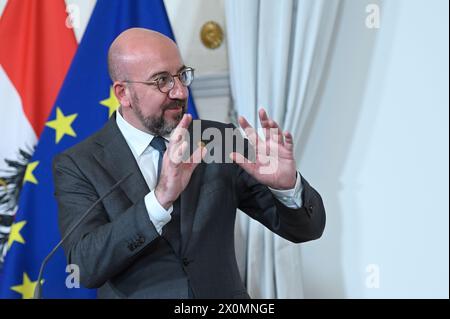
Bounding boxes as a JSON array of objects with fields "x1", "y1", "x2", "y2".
[{"x1": 0, "y1": 0, "x2": 198, "y2": 298}]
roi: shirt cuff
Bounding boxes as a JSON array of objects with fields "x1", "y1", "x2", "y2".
[
  {"x1": 144, "y1": 191, "x2": 173, "y2": 235},
  {"x1": 268, "y1": 172, "x2": 304, "y2": 209}
]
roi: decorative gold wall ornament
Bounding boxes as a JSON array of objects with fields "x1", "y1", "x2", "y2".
[
  {"x1": 200, "y1": 21, "x2": 224, "y2": 49},
  {"x1": 0, "y1": 178, "x2": 6, "y2": 192}
]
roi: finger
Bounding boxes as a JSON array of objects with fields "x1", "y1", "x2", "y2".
[
  {"x1": 284, "y1": 131, "x2": 294, "y2": 152},
  {"x1": 229, "y1": 152, "x2": 256, "y2": 176},
  {"x1": 259, "y1": 109, "x2": 283, "y2": 144},
  {"x1": 167, "y1": 131, "x2": 184, "y2": 154},
  {"x1": 170, "y1": 114, "x2": 191, "y2": 143},
  {"x1": 258, "y1": 108, "x2": 270, "y2": 129},
  {"x1": 238, "y1": 116, "x2": 260, "y2": 147},
  {"x1": 168, "y1": 140, "x2": 188, "y2": 165},
  {"x1": 238, "y1": 115, "x2": 252, "y2": 131},
  {"x1": 268, "y1": 120, "x2": 284, "y2": 144},
  {"x1": 186, "y1": 142, "x2": 207, "y2": 167},
  {"x1": 258, "y1": 108, "x2": 272, "y2": 141},
  {"x1": 259, "y1": 111, "x2": 283, "y2": 152},
  {"x1": 177, "y1": 113, "x2": 192, "y2": 130}
]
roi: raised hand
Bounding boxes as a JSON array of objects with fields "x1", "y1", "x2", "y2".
[
  {"x1": 230, "y1": 109, "x2": 297, "y2": 190},
  {"x1": 155, "y1": 114, "x2": 206, "y2": 209}
]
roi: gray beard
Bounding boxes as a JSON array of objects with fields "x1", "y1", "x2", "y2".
[{"x1": 131, "y1": 91, "x2": 186, "y2": 136}]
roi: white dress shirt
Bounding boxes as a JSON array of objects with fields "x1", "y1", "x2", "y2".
[{"x1": 116, "y1": 110, "x2": 304, "y2": 234}]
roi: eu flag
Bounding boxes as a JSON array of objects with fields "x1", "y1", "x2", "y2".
[{"x1": 0, "y1": 0, "x2": 198, "y2": 298}]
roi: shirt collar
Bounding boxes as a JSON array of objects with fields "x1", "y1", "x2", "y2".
[{"x1": 116, "y1": 109, "x2": 154, "y2": 158}]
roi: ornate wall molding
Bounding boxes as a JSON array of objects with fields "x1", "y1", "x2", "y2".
[{"x1": 191, "y1": 73, "x2": 230, "y2": 98}]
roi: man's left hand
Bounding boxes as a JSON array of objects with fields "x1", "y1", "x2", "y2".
[{"x1": 230, "y1": 108, "x2": 297, "y2": 190}]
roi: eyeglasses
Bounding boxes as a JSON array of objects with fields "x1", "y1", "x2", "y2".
[{"x1": 123, "y1": 67, "x2": 195, "y2": 93}]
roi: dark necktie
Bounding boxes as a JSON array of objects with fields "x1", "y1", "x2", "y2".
[
  {"x1": 150, "y1": 136, "x2": 167, "y2": 183},
  {"x1": 150, "y1": 136, "x2": 181, "y2": 255}
]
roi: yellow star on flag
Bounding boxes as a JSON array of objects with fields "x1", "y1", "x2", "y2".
[
  {"x1": 23, "y1": 161, "x2": 39, "y2": 185},
  {"x1": 7, "y1": 220, "x2": 26, "y2": 250},
  {"x1": 45, "y1": 107, "x2": 78, "y2": 143},
  {"x1": 100, "y1": 86, "x2": 120, "y2": 118},
  {"x1": 10, "y1": 273, "x2": 42, "y2": 299}
]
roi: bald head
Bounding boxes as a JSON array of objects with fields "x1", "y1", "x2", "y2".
[
  {"x1": 107, "y1": 28, "x2": 180, "y2": 82},
  {"x1": 107, "y1": 28, "x2": 189, "y2": 136}
]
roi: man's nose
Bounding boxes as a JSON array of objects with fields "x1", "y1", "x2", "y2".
[{"x1": 168, "y1": 77, "x2": 188, "y2": 100}]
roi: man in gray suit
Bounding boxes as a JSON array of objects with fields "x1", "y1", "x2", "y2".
[{"x1": 53, "y1": 28, "x2": 325, "y2": 298}]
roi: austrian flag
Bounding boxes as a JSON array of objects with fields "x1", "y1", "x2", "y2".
[{"x1": 0, "y1": 0, "x2": 76, "y2": 268}]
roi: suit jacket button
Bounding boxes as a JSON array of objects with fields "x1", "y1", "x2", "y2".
[{"x1": 183, "y1": 258, "x2": 190, "y2": 266}]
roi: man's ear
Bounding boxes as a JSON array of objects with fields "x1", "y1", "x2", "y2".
[{"x1": 113, "y1": 81, "x2": 130, "y2": 108}]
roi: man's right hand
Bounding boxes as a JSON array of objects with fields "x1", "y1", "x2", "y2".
[{"x1": 154, "y1": 114, "x2": 206, "y2": 209}]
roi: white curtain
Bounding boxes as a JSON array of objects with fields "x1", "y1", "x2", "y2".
[{"x1": 226, "y1": 0, "x2": 340, "y2": 298}]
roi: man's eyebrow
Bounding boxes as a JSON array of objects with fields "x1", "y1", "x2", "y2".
[
  {"x1": 146, "y1": 65, "x2": 187, "y2": 81},
  {"x1": 177, "y1": 65, "x2": 187, "y2": 73}
]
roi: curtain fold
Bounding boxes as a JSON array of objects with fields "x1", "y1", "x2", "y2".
[{"x1": 226, "y1": 0, "x2": 340, "y2": 298}]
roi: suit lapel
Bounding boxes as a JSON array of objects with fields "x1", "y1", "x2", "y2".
[{"x1": 93, "y1": 115, "x2": 149, "y2": 205}]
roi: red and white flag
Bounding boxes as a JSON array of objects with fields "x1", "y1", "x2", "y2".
[{"x1": 0, "y1": 0, "x2": 77, "y2": 263}]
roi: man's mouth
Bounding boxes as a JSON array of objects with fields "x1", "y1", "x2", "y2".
[
  {"x1": 164, "y1": 101, "x2": 185, "y2": 112},
  {"x1": 166, "y1": 108, "x2": 182, "y2": 114},
  {"x1": 165, "y1": 106, "x2": 182, "y2": 113}
]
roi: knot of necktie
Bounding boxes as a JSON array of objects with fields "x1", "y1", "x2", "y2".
[{"x1": 150, "y1": 136, "x2": 167, "y2": 154}]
